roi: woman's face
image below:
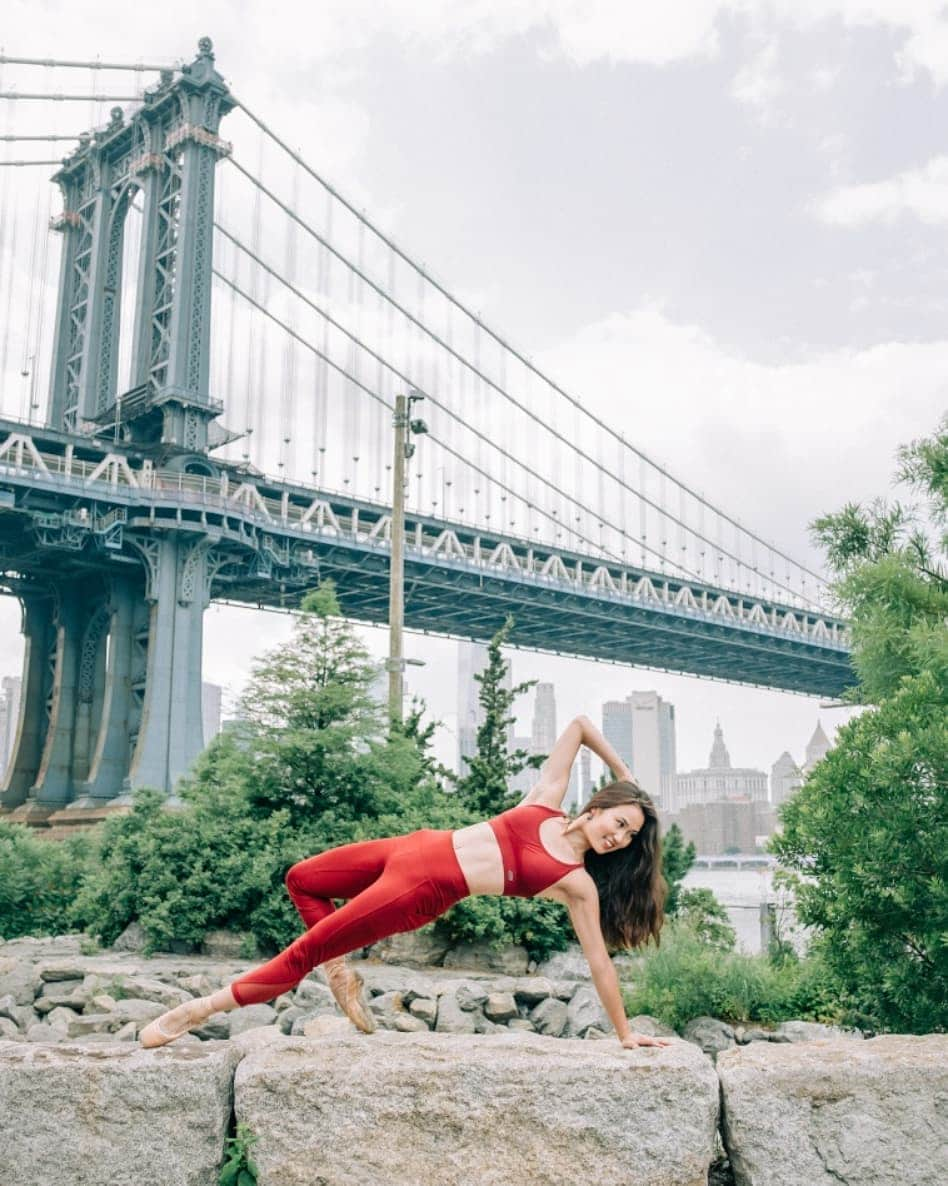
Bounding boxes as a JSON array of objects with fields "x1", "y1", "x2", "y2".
[{"x1": 584, "y1": 804, "x2": 646, "y2": 855}]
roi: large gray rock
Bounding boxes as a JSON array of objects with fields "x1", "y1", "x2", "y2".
[
  {"x1": 442, "y1": 941, "x2": 529, "y2": 975},
  {"x1": 235, "y1": 1031, "x2": 718, "y2": 1186},
  {"x1": 0, "y1": 957, "x2": 40, "y2": 1005},
  {"x1": 484, "y1": 991, "x2": 519, "y2": 1022},
  {"x1": 434, "y1": 993, "x2": 477, "y2": 1034},
  {"x1": 565, "y1": 983, "x2": 611, "y2": 1037},
  {"x1": 533, "y1": 945, "x2": 591, "y2": 980},
  {"x1": 0, "y1": 1040, "x2": 240, "y2": 1185},
  {"x1": 110, "y1": 921, "x2": 148, "y2": 953},
  {"x1": 530, "y1": 997, "x2": 568, "y2": 1037},
  {"x1": 683, "y1": 1016, "x2": 736, "y2": 1061},
  {"x1": 227, "y1": 1003, "x2": 277, "y2": 1036},
  {"x1": 718, "y1": 1034, "x2": 948, "y2": 1186},
  {"x1": 370, "y1": 928, "x2": 451, "y2": 967},
  {"x1": 774, "y1": 1019, "x2": 863, "y2": 1043}
]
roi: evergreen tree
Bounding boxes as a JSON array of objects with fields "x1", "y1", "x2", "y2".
[
  {"x1": 456, "y1": 616, "x2": 543, "y2": 816},
  {"x1": 771, "y1": 418, "x2": 948, "y2": 1033},
  {"x1": 661, "y1": 822, "x2": 696, "y2": 916}
]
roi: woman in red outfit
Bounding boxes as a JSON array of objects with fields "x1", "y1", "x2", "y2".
[{"x1": 141, "y1": 715, "x2": 670, "y2": 1050}]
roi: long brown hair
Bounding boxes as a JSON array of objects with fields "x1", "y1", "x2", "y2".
[{"x1": 577, "y1": 781, "x2": 666, "y2": 950}]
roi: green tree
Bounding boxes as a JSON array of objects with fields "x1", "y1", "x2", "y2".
[
  {"x1": 661, "y1": 822, "x2": 696, "y2": 916},
  {"x1": 455, "y1": 616, "x2": 543, "y2": 816},
  {"x1": 771, "y1": 418, "x2": 948, "y2": 1033}
]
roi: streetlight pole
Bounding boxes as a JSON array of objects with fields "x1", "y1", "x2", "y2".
[
  {"x1": 387, "y1": 391, "x2": 427, "y2": 726},
  {"x1": 388, "y1": 394, "x2": 408, "y2": 724}
]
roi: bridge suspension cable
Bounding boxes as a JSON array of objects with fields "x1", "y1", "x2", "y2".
[
  {"x1": 212, "y1": 217, "x2": 822, "y2": 604},
  {"x1": 230, "y1": 95, "x2": 828, "y2": 598},
  {"x1": 211, "y1": 234, "x2": 710, "y2": 583},
  {"x1": 220, "y1": 152, "x2": 822, "y2": 607}
]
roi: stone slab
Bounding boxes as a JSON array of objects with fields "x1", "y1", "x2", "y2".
[
  {"x1": 718, "y1": 1034, "x2": 948, "y2": 1186},
  {"x1": 0, "y1": 1040, "x2": 240, "y2": 1186},
  {"x1": 235, "y1": 1031, "x2": 718, "y2": 1186}
]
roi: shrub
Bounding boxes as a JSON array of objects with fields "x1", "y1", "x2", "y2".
[
  {"x1": 621, "y1": 920, "x2": 856, "y2": 1032},
  {"x1": 0, "y1": 822, "x2": 96, "y2": 939}
]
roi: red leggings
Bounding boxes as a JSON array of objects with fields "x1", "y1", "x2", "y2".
[{"x1": 230, "y1": 828, "x2": 470, "y2": 1006}]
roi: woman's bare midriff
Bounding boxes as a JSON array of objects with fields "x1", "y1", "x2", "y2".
[
  {"x1": 451, "y1": 822, "x2": 506, "y2": 896},
  {"x1": 450, "y1": 820, "x2": 578, "y2": 903}
]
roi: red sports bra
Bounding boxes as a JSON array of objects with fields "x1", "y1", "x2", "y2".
[{"x1": 487, "y1": 802, "x2": 584, "y2": 898}]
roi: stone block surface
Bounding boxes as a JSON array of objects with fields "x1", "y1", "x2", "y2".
[
  {"x1": 0, "y1": 1040, "x2": 240, "y2": 1186},
  {"x1": 235, "y1": 1031, "x2": 718, "y2": 1186},
  {"x1": 718, "y1": 1034, "x2": 948, "y2": 1186}
]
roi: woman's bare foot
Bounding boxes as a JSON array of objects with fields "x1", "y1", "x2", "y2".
[
  {"x1": 139, "y1": 988, "x2": 237, "y2": 1049},
  {"x1": 324, "y1": 959, "x2": 376, "y2": 1034}
]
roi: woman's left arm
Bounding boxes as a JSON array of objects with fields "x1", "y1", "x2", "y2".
[{"x1": 567, "y1": 889, "x2": 671, "y2": 1049}]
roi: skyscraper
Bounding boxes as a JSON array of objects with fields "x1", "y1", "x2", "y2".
[
  {"x1": 602, "y1": 692, "x2": 676, "y2": 809},
  {"x1": 201, "y1": 682, "x2": 223, "y2": 747},
  {"x1": 531, "y1": 682, "x2": 557, "y2": 756},
  {"x1": 0, "y1": 675, "x2": 21, "y2": 779},
  {"x1": 456, "y1": 640, "x2": 513, "y2": 776},
  {"x1": 602, "y1": 700, "x2": 634, "y2": 773}
]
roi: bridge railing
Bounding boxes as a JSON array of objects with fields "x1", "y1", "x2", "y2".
[{"x1": 0, "y1": 430, "x2": 850, "y2": 650}]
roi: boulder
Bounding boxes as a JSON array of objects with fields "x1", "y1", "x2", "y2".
[
  {"x1": 301, "y1": 1015, "x2": 353, "y2": 1038},
  {"x1": 434, "y1": 994, "x2": 477, "y2": 1035},
  {"x1": 455, "y1": 981, "x2": 489, "y2": 1011},
  {"x1": 0, "y1": 1040, "x2": 240, "y2": 1186},
  {"x1": 370, "y1": 928, "x2": 451, "y2": 967},
  {"x1": 530, "y1": 998, "x2": 568, "y2": 1037},
  {"x1": 227, "y1": 1004, "x2": 277, "y2": 1037},
  {"x1": 629, "y1": 1014, "x2": 677, "y2": 1038},
  {"x1": 292, "y1": 977, "x2": 334, "y2": 1009},
  {"x1": 0, "y1": 993, "x2": 34, "y2": 1030},
  {"x1": 111, "y1": 975, "x2": 192, "y2": 1009},
  {"x1": 235, "y1": 1032, "x2": 718, "y2": 1186},
  {"x1": 442, "y1": 941, "x2": 529, "y2": 975},
  {"x1": 682, "y1": 1016, "x2": 736, "y2": 1061},
  {"x1": 276, "y1": 1006, "x2": 308, "y2": 1035},
  {"x1": 565, "y1": 984, "x2": 611, "y2": 1038},
  {"x1": 774, "y1": 1019, "x2": 863, "y2": 1043},
  {"x1": 408, "y1": 997, "x2": 438, "y2": 1025},
  {"x1": 201, "y1": 929, "x2": 256, "y2": 959},
  {"x1": 719, "y1": 1034, "x2": 948, "y2": 1186},
  {"x1": 0, "y1": 957, "x2": 40, "y2": 1006},
  {"x1": 359, "y1": 965, "x2": 438, "y2": 1000},
  {"x1": 0, "y1": 1017, "x2": 20, "y2": 1041},
  {"x1": 34, "y1": 981, "x2": 85, "y2": 1013},
  {"x1": 194, "y1": 1014, "x2": 231, "y2": 1041},
  {"x1": 484, "y1": 992, "x2": 519, "y2": 1023},
  {"x1": 108, "y1": 998, "x2": 166, "y2": 1028},
  {"x1": 26, "y1": 1022, "x2": 65, "y2": 1043},
  {"x1": 507, "y1": 1018, "x2": 535, "y2": 1033},
  {"x1": 178, "y1": 973, "x2": 216, "y2": 996},
  {"x1": 110, "y1": 921, "x2": 148, "y2": 953},
  {"x1": 533, "y1": 946, "x2": 591, "y2": 980},
  {"x1": 513, "y1": 976, "x2": 555, "y2": 1004},
  {"x1": 392, "y1": 1013, "x2": 429, "y2": 1032},
  {"x1": 37, "y1": 961, "x2": 88, "y2": 983}
]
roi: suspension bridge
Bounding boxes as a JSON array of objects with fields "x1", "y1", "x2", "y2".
[{"x1": 0, "y1": 39, "x2": 853, "y2": 822}]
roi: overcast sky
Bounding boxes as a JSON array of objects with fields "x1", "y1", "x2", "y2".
[{"x1": 1, "y1": 2, "x2": 945, "y2": 780}]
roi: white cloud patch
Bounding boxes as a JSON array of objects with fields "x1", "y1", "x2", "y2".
[
  {"x1": 813, "y1": 154, "x2": 948, "y2": 226},
  {"x1": 730, "y1": 37, "x2": 784, "y2": 113},
  {"x1": 538, "y1": 305, "x2": 946, "y2": 566}
]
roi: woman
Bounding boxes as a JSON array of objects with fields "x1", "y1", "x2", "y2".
[{"x1": 141, "y1": 715, "x2": 671, "y2": 1050}]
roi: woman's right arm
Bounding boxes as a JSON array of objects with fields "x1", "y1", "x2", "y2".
[{"x1": 574, "y1": 716, "x2": 634, "y2": 785}]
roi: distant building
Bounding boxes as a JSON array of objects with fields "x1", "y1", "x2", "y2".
[
  {"x1": 676, "y1": 722, "x2": 768, "y2": 808},
  {"x1": 0, "y1": 675, "x2": 22, "y2": 778},
  {"x1": 804, "y1": 720, "x2": 831, "y2": 772},
  {"x1": 456, "y1": 640, "x2": 512, "y2": 776},
  {"x1": 530, "y1": 682, "x2": 557, "y2": 756},
  {"x1": 770, "y1": 751, "x2": 803, "y2": 807},
  {"x1": 565, "y1": 746, "x2": 593, "y2": 813},
  {"x1": 201, "y1": 682, "x2": 223, "y2": 746},
  {"x1": 508, "y1": 734, "x2": 537, "y2": 798},
  {"x1": 663, "y1": 798, "x2": 775, "y2": 856},
  {"x1": 602, "y1": 692, "x2": 676, "y2": 809},
  {"x1": 602, "y1": 700, "x2": 634, "y2": 773}
]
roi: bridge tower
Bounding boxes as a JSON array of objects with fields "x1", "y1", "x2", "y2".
[{"x1": 1, "y1": 39, "x2": 235, "y2": 821}]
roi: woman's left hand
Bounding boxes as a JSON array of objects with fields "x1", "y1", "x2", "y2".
[{"x1": 619, "y1": 1032, "x2": 673, "y2": 1049}]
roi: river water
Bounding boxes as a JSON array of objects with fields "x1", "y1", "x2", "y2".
[{"x1": 681, "y1": 867, "x2": 804, "y2": 955}]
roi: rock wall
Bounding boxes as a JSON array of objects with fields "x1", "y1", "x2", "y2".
[{"x1": 0, "y1": 938, "x2": 945, "y2": 1186}]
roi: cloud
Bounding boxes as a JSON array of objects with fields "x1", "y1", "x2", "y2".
[
  {"x1": 812, "y1": 155, "x2": 948, "y2": 227},
  {"x1": 537, "y1": 305, "x2": 947, "y2": 568}
]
